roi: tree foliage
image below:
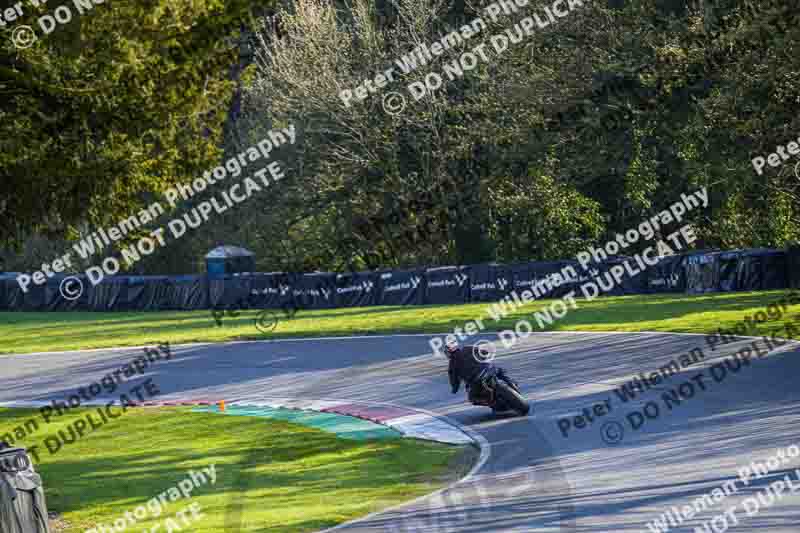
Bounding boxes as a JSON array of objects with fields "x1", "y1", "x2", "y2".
[
  {"x1": 0, "y1": 0, "x2": 271, "y2": 254},
  {"x1": 3, "y1": 0, "x2": 799, "y2": 274}
]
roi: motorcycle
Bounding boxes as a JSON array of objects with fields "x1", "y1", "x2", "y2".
[{"x1": 468, "y1": 367, "x2": 530, "y2": 416}]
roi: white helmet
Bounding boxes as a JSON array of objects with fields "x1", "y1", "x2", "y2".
[{"x1": 445, "y1": 338, "x2": 460, "y2": 356}]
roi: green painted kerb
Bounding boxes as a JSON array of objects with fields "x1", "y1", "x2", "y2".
[{"x1": 192, "y1": 405, "x2": 402, "y2": 440}]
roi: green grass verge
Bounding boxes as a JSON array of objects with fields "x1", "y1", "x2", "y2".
[
  {"x1": 0, "y1": 407, "x2": 469, "y2": 532},
  {"x1": 0, "y1": 290, "x2": 798, "y2": 354}
]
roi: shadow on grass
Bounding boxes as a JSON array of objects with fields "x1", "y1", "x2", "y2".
[{"x1": 0, "y1": 409, "x2": 462, "y2": 533}]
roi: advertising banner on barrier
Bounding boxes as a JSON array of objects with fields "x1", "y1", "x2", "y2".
[
  {"x1": 530, "y1": 261, "x2": 583, "y2": 299},
  {"x1": 128, "y1": 276, "x2": 167, "y2": 311},
  {"x1": 509, "y1": 262, "x2": 537, "y2": 295},
  {"x1": 293, "y1": 272, "x2": 337, "y2": 309},
  {"x1": 334, "y1": 271, "x2": 378, "y2": 308},
  {"x1": 645, "y1": 255, "x2": 685, "y2": 293},
  {"x1": 590, "y1": 257, "x2": 649, "y2": 296},
  {"x1": 249, "y1": 273, "x2": 294, "y2": 309},
  {"x1": 89, "y1": 277, "x2": 128, "y2": 311},
  {"x1": 377, "y1": 269, "x2": 425, "y2": 306},
  {"x1": 685, "y1": 250, "x2": 720, "y2": 294},
  {"x1": 718, "y1": 251, "x2": 740, "y2": 292},
  {"x1": 424, "y1": 266, "x2": 470, "y2": 305},
  {"x1": 44, "y1": 276, "x2": 85, "y2": 311},
  {"x1": 6, "y1": 280, "x2": 24, "y2": 311},
  {"x1": 155, "y1": 277, "x2": 179, "y2": 311},
  {"x1": 23, "y1": 281, "x2": 46, "y2": 311},
  {"x1": 469, "y1": 263, "x2": 511, "y2": 302},
  {"x1": 0, "y1": 247, "x2": 794, "y2": 312},
  {"x1": 171, "y1": 275, "x2": 209, "y2": 310}
]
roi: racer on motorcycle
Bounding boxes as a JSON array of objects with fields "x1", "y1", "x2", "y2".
[{"x1": 445, "y1": 339, "x2": 518, "y2": 405}]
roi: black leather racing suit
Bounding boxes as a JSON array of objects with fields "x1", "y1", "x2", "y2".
[{"x1": 448, "y1": 346, "x2": 493, "y2": 402}]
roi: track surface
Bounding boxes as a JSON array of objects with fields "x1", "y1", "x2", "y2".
[{"x1": 2, "y1": 331, "x2": 800, "y2": 532}]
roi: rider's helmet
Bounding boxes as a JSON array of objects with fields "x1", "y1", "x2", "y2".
[{"x1": 444, "y1": 338, "x2": 460, "y2": 357}]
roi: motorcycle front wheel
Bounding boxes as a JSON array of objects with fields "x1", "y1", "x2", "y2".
[{"x1": 495, "y1": 382, "x2": 530, "y2": 416}]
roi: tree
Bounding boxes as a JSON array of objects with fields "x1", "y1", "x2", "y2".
[{"x1": 0, "y1": 0, "x2": 273, "y2": 255}]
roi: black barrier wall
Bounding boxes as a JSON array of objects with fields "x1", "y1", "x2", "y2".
[
  {"x1": 789, "y1": 244, "x2": 800, "y2": 289},
  {"x1": 0, "y1": 247, "x2": 792, "y2": 312}
]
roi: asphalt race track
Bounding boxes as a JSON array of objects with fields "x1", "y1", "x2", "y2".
[{"x1": 2, "y1": 331, "x2": 800, "y2": 532}]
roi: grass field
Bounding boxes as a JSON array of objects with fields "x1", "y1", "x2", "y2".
[
  {"x1": 0, "y1": 290, "x2": 798, "y2": 354},
  {"x1": 0, "y1": 407, "x2": 469, "y2": 532}
]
